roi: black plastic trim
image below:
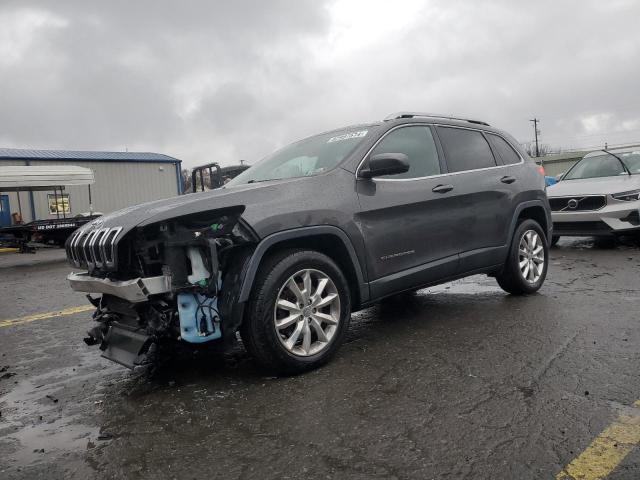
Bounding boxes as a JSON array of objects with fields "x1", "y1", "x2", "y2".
[{"x1": 238, "y1": 226, "x2": 369, "y2": 304}]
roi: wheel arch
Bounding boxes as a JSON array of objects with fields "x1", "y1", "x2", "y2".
[
  {"x1": 238, "y1": 226, "x2": 369, "y2": 309},
  {"x1": 509, "y1": 200, "x2": 552, "y2": 244}
]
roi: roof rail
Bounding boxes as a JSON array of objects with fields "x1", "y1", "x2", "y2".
[{"x1": 384, "y1": 112, "x2": 490, "y2": 126}]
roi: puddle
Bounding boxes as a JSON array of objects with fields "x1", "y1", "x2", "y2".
[
  {"x1": 424, "y1": 275, "x2": 502, "y2": 295},
  {"x1": 5, "y1": 414, "x2": 98, "y2": 466},
  {"x1": 0, "y1": 351, "x2": 121, "y2": 471}
]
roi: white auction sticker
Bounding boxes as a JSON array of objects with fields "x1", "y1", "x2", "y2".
[{"x1": 327, "y1": 130, "x2": 368, "y2": 143}]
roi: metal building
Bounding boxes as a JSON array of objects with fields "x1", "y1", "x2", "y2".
[{"x1": 0, "y1": 148, "x2": 182, "y2": 226}]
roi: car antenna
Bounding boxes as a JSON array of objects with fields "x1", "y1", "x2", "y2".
[{"x1": 602, "y1": 149, "x2": 632, "y2": 176}]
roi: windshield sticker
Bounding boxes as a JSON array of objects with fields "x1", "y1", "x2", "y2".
[{"x1": 327, "y1": 130, "x2": 368, "y2": 143}]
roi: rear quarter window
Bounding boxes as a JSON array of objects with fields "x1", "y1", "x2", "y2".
[
  {"x1": 487, "y1": 133, "x2": 522, "y2": 165},
  {"x1": 437, "y1": 127, "x2": 497, "y2": 172}
]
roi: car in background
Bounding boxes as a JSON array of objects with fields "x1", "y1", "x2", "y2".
[{"x1": 547, "y1": 147, "x2": 640, "y2": 245}]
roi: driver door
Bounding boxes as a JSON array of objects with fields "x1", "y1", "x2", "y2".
[{"x1": 355, "y1": 125, "x2": 462, "y2": 299}]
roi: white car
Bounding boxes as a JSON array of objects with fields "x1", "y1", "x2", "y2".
[{"x1": 547, "y1": 147, "x2": 640, "y2": 244}]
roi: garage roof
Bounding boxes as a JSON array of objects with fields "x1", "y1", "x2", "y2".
[{"x1": 0, "y1": 148, "x2": 180, "y2": 164}]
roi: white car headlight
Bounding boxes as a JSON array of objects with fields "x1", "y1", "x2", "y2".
[{"x1": 612, "y1": 189, "x2": 640, "y2": 201}]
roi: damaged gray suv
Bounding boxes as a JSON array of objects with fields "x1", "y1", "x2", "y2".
[{"x1": 66, "y1": 112, "x2": 552, "y2": 374}]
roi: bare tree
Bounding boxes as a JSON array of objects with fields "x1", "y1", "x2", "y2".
[{"x1": 522, "y1": 143, "x2": 558, "y2": 158}]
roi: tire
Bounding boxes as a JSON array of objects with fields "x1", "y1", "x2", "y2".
[
  {"x1": 550, "y1": 235, "x2": 560, "y2": 247},
  {"x1": 240, "y1": 249, "x2": 351, "y2": 375},
  {"x1": 594, "y1": 236, "x2": 616, "y2": 249},
  {"x1": 496, "y1": 219, "x2": 549, "y2": 295}
]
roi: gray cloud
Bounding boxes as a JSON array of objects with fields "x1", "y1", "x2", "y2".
[{"x1": 1, "y1": 0, "x2": 639, "y2": 167}]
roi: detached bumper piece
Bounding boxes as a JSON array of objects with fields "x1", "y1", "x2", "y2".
[
  {"x1": 100, "y1": 323, "x2": 155, "y2": 369},
  {"x1": 67, "y1": 272, "x2": 171, "y2": 302}
]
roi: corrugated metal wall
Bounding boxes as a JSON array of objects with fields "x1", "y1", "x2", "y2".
[
  {"x1": 540, "y1": 159, "x2": 580, "y2": 177},
  {"x1": 0, "y1": 159, "x2": 180, "y2": 222}
]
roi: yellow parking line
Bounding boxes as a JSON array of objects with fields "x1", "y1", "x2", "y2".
[
  {"x1": 556, "y1": 400, "x2": 640, "y2": 480},
  {"x1": 0, "y1": 305, "x2": 94, "y2": 328}
]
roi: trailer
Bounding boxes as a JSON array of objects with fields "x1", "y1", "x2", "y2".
[
  {"x1": 0, "y1": 165, "x2": 99, "y2": 252},
  {"x1": 191, "y1": 163, "x2": 250, "y2": 192}
]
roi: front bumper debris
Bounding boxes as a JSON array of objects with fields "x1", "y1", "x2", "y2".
[
  {"x1": 67, "y1": 272, "x2": 171, "y2": 302},
  {"x1": 100, "y1": 324, "x2": 155, "y2": 369}
]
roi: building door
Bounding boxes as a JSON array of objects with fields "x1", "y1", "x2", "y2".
[{"x1": 0, "y1": 195, "x2": 10, "y2": 226}]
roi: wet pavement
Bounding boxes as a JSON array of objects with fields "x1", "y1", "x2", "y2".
[{"x1": 0, "y1": 238, "x2": 639, "y2": 479}]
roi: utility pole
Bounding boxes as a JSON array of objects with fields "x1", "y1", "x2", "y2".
[{"x1": 529, "y1": 118, "x2": 540, "y2": 157}]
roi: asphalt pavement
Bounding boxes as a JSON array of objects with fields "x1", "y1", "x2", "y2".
[{"x1": 0, "y1": 238, "x2": 639, "y2": 479}]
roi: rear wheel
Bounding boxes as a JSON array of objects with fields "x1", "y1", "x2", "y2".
[
  {"x1": 550, "y1": 235, "x2": 560, "y2": 247},
  {"x1": 496, "y1": 219, "x2": 549, "y2": 295},
  {"x1": 240, "y1": 249, "x2": 351, "y2": 375}
]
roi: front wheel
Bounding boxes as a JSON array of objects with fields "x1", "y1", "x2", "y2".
[
  {"x1": 240, "y1": 249, "x2": 351, "y2": 375},
  {"x1": 496, "y1": 219, "x2": 549, "y2": 295}
]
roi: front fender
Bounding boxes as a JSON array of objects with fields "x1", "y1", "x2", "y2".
[{"x1": 237, "y1": 226, "x2": 369, "y2": 304}]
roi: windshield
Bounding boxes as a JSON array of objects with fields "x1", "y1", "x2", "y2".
[
  {"x1": 226, "y1": 127, "x2": 372, "y2": 186},
  {"x1": 564, "y1": 151, "x2": 640, "y2": 180}
]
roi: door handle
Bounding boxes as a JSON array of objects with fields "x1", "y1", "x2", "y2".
[
  {"x1": 432, "y1": 184, "x2": 454, "y2": 193},
  {"x1": 500, "y1": 176, "x2": 516, "y2": 184}
]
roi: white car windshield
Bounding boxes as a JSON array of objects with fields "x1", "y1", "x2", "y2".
[
  {"x1": 226, "y1": 127, "x2": 373, "y2": 186},
  {"x1": 564, "y1": 151, "x2": 640, "y2": 180}
]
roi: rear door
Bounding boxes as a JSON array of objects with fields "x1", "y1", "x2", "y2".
[
  {"x1": 485, "y1": 131, "x2": 527, "y2": 240},
  {"x1": 435, "y1": 126, "x2": 513, "y2": 272},
  {"x1": 355, "y1": 124, "x2": 462, "y2": 298}
]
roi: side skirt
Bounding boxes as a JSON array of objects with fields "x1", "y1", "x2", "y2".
[{"x1": 361, "y1": 262, "x2": 503, "y2": 308}]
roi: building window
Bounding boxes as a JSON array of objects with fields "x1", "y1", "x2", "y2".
[{"x1": 48, "y1": 194, "x2": 71, "y2": 215}]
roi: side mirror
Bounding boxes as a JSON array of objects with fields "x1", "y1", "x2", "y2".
[
  {"x1": 555, "y1": 172, "x2": 565, "y2": 182},
  {"x1": 359, "y1": 153, "x2": 409, "y2": 179}
]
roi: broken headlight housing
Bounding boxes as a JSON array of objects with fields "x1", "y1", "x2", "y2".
[{"x1": 612, "y1": 189, "x2": 640, "y2": 201}]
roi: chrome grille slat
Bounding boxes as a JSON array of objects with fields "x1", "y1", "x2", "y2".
[
  {"x1": 92, "y1": 228, "x2": 109, "y2": 267},
  {"x1": 66, "y1": 226, "x2": 123, "y2": 271},
  {"x1": 82, "y1": 230, "x2": 97, "y2": 268}
]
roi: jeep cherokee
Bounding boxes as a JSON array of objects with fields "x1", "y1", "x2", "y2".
[{"x1": 66, "y1": 112, "x2": 552, "y2": 374}]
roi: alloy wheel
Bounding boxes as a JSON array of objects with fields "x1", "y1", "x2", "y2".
[
  {"x1": 518, "y1": 230, "x2": 545, "y2": 283},
  {"x1": 273, "y1": 269, "x2": 341, "y2": 357}
]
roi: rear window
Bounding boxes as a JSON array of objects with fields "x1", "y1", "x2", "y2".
[
  {"x1": 487, "y1": 133, "x2": 521, "y2": 165},
  {"x1": 437, "y1": 127, "x2": 497, "y2": 172}
]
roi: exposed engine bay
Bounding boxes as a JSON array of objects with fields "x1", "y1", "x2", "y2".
[{"x1": 66, "y1": 207, "x2": 257, "y2": 368}]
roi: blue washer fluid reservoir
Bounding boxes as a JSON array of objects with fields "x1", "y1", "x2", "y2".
[{"x1": 177, "y1": 293, "x2": 222, "y2": 343}]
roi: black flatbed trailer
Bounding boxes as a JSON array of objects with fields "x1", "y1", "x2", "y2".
[{"x1": 0, "y1": 215, "x2": 101, "y2": 252}]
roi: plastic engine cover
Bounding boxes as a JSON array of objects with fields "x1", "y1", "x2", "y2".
[{"x1": 177, "y1": 293, "x2": 222, "y2": 343}]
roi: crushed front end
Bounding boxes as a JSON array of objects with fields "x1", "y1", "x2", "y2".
[{"x1": 65, "y1": 207, "x2": 256, "y2": 368}]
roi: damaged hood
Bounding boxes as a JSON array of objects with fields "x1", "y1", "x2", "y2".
[{"x1": 81, "y1": 180, "x2": 290, "y2": 235}]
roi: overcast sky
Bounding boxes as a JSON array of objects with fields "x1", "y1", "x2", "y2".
[{"x1": 1, "y1": 0, "x2": 639, "y2": 167}]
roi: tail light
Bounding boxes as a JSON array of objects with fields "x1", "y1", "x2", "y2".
[{"x1": 537, "y1": 164, "x2": 545, "y2": 176}]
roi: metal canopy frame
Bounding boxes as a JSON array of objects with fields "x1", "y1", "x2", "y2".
[{"x1": 0, "y1": 165, "x2": 95, "y2": 222}]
